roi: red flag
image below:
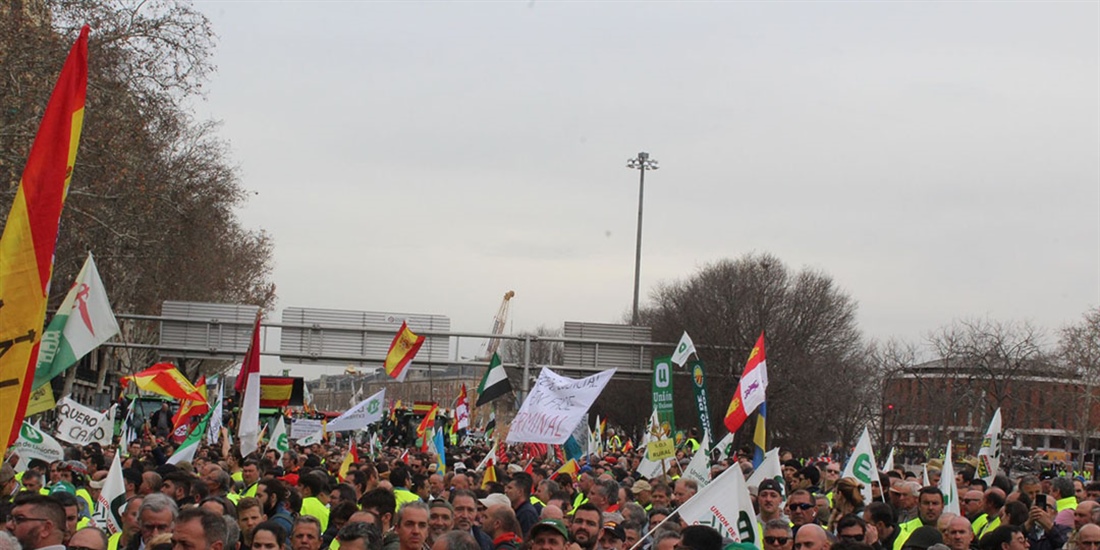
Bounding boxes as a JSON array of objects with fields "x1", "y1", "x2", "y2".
[
  {"x1": 724, "y1": 332, "x2": 768, "y2": 434},
  {"x1": 236, "y1": 314, "x2": 262, "y2": 393},
  {"x1": 121, "y1": 363, "x2": 204, "y2": 401},
  {"x1": 171, "y1": 375, "x2": 208, "y2": 431},
  {"x1": 0, "y1": 26, "x2": 89, "y2": 450}
]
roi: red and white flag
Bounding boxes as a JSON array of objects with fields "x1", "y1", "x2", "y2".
[{"x1": 723, "y1": 332, "x2": 768, "y2": 434}]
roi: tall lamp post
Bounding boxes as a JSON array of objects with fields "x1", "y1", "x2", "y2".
[{"x1": 626, "y1": 152, "x2": 658, "y2": 325}]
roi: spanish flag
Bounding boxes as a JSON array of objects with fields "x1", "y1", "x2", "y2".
[
  {"x1": 481, "y1": 459, "x2": 497, "y2": 488},
  {"x1": 384, "y1": 322, "x2": 425, "y2": 380},
  {"x1": 0, "y1": 27, "x2": 89, "y2": 451},
  {"x1": 171, "y1": 375, "x2": 209, "y2": 431},
  {"x1": 554, "y1": 459, "x2": 579, "y2": 480},
  {"x1": 121, "y1": 363, "x2": 205, "y2": 402},
  {"x1": 417, "y1": 404, "x2": 438, "y2": 451},
  {"x1": 338, "y1": 444, "x2": 358, "y2": 481}
]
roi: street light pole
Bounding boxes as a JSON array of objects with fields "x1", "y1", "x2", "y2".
[{"x1": 626, "y1": 152, "x2": 658, "y2": 325}]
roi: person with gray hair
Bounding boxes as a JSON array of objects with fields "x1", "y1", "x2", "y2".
[
  {"x1": 70, "y1": 526, "x2": 109, "y2": 550},
  {"x1": 174, "y1": 508, "x2": 228, "y2": 550},
  {"x1": 0, "y1": 531, "x2": 20, "y2": 550},
  {"x1": 125, "y1": 493, "x2": 178, "y2": 550},
  {"x1": 335, "y1": 521, "x2": 381, "y2": 550},
  {"x1": 431, "y1": 531, "x2": 480, "y2": 550},
  {"x1": 652, "y1": 530, "x2": 682, "y2": 550},
  {"x1": 221, "y1": 515, "x2": 240, "y2": 550},
  {"x1": 396, "y1": 502, "x2": 430, "y2": 550}
]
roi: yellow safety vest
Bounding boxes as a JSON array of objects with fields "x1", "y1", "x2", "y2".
[
  {"x1": 300, "y1": 496, "x2": 330, "y2": 531},
  {"x1": 893, "y1": 517, "x2": 923, "y2": 550},
  {"x1": 108, "y1": 532, "x2": 122, "y2": 550}
]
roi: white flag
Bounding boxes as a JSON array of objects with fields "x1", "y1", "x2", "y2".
[
  {"x1": 840, "y1": 427, "x2": 877, "y2": 506},
  {"x1": 121, "y1": 400, "x2": 139, "y2": 454},
  {"x1": 922, "y1": 464, "x2": 930, "y2": 487},
  {"x1": 476, "y1": 441, "x2": 498, "y2": 472},
  {"x1": 266, "y1": 417, "x2": 289, "y2": 453},
  {"x1": 747, "y1": 448, "x2": 785, "y2": 500},
  {"x1": 13, "y1": 422, "x2": 64, "y2": 470},
  {"x1": 92, "y1": 452, "x2": 126, "y2": 533},
  {"x1": 671, "y1": 332, "x2": 697, "y2": 367},
  {"x1": 939, "y1": 441, "x2": 960, "y2": 515},
  {"x1": 207, "y1": 381, "x2": 224, "y2": 445},
  {"x1": 882, "y1": 447, "x2": 895, "y2": 473},
  {"x1": 976, "y1": 408, "x2": 1002, "y2": 484},
  {"x1": 677, "y1": 460, "x2": 762, "y2": 545},
  {"x1": 713, "y1": 432, "x2": 735, "y2": 462},
  {"x1": 33, "y1": 253, "x2": 120, "y2": 390},
  {"x1": 327, "y1": 389, "x2": 386, "y2": 432},
  {"x1": 683, "y1": 433, "x2": 711, "y2": 487}
]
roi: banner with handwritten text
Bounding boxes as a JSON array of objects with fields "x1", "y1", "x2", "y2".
[{"x1": 507, "y1": 368, "x2": 616, "y2": 445}]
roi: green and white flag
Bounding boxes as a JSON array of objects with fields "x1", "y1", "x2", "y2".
[
  {"x1": 677, "y1": 458, "x2": 762, "y2": 545},
  {"x1": 682, "y1": 433, "x2": 711, "y2": 486},
  {"x1": 167, "y1": 412, "x2": 209, "y2": 465},
  {"x1": 747, "y1": 448, "x2": 786, "y2": 500},
  {"x1": 91, "y1": 453, "x2": 126, "y2": 534},
  {"x1": 671, "y1": 331, "x2": 697, "y2": 367},
  {"x1": 328, "y1": 389, "x2": 386, "y2": 432},
  {"x1": 298, "y1": 428, "x2": 324, "y2": 447},
  {"x1": 207, "y1": 380, "x2": 223, "y2": 445},
  {"x1": 939, "y1": 441, "x2": 960, "y2": 515},
  {"x1": 841, "y1": 427, "x2": 877, "y2": 506},
  {"x1": 266, "y1": 417, "x2": 289, "y2": 454},
  {"x1": 476, "y1": 353, "x2": 512, "y2": 407},
  {"x1": 33, "y1": 253, "x2": 119, "y2": 390},
  {"x1": 976, "y1": 408, "x2": 1002, "y2": 484},
  {"x1": 14, "y1": 421, "x2": 64, "y2": 469},
  {"x1": 882, "y1": 447, "x2": 895, "y2": 473}
]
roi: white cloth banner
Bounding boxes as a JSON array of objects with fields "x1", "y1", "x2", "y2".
[
  {"x1": 292, "y1": 419, "x2": 324, "y2": 440},
  {"x1": 56, "y1": 397, "x2": 114, "y2": 446},
  {"x1": 297, "y1": 429, "x2": 325, "y2": 447},
  {"x1": 841, "y1": 426, "x2": 877, "y2": 506},
  {"x1": 677, "y1": 459, "x2": 762, "y2": 545},
  {"x1": 327, "y1": 389, "x2": 386, "y2": 432},
  {"x1": 13, "y1": 422, "x2": 64, "y2": 469},
  {"x1": 507, "y1": 367, "x2": 616, "y2": 444},
  {"x1": 671, "y1": 331, "x2": 697, "y2": 367}
]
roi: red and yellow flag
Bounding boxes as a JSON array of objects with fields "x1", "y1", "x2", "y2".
[
  {"x1": 121, "y1": 362, "x2": 205, "y2": 401},
  {"x1": 171, "y1": 375, "x2": 208, "y2": 431},
  {"x1": 338, "y1": 444, "x2": 358, "y2": 481},
  {"x1": 481, "y1": 459, "x2": 497, "y2": 489},
  {"x1": 417, "y1": 403, "x2": 438, "y2": 451},
  {"x1": 384, "y1": 321, "x2": 425, "y2": 380},
  {"x1": 554, "y1": 459, "x2": 579, "y2": 480},
  {"x1": 0, "y1": 27, "x2": 89, "y2": 451}
]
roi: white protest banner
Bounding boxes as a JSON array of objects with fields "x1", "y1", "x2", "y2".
[
  {"x1": 92, "y1": 453, "x2": 126, "y2": 533},
  {"x1": 940, "y1": 441, "x2": 960, "y2": 515},
  {"x1": 298, "y1": 428, "x2": 325, "y2": 446},
  {"x1": 841, "y1": 427, "x2": 877, "y2": 506},
  {"x1": 327, "y1": 389, "x2": 386, "y2": 432},
  {"x1": 56, "y1": 396, "x2": 113, "y2": 446},
  {"x1": 292, "y1": 419, "x2": 324, "y2": 440},
  {"x1": 747, "y1": 448, "x2": 785, "y2": 499},
  {"x1": 13, "y1": 422, "x2": 63, "y2": 469},
  {"x1": 677, "y1": 459, "x2": 762, "y2": 545},
  {"x1": 507, "y1": 367, "x2": 616, "y2": 445}
]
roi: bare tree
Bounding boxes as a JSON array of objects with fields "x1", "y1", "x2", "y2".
[
  {"x1": 633, "y1": 252, "x2": 868, "y2": 454},
  {"x1": 499, "y1": 325, "x2": 564, "y2": 366},
  {"x1": 1059, "y1": 307, "x2": 1100, "y2": 470}
]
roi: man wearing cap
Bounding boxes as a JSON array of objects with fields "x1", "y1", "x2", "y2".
[
  {"x1": 599, "y1": 523, "x2": 626, "y2": 550},
  {"x1": 891, "y1": 481, "x2": 921, "y2": 524},
  {"x1": 427, "y1": 500, "x2": 455, "y2": 547},
  {"x1": 757, "y1": 480, "x2": 788, "y2": 527},
  {"x1": 631, "y1": 481, "x2": 653, "y2": 511},
  {"x1": 529, "y1": 519, "x2": 569, "y2": 550}
]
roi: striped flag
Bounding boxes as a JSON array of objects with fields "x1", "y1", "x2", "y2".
[
  {"x1": 237, "y1": 313, "x2": 262, "y2": 457},
  {"x1": 172, "y1": 375, "x2": 208, "y2": 432},
  {"x1": 383, "y1": 322, "x2": 425, "y2": 381},
  {"x1": 476, "y1": 353, "x2": 511, "y2": 407},
  {"x1": 121, "y1": 363, "x2": 204, "y2": 401},
  {"x1": 724, "y1": 333, "x2": 768, "y2": 434},
  {"x1": 0, "y1": 26, "x2": 89, "y2": 452},
  {"x1": 752, "y1": 402, "x2": 766, "y2": 468}
]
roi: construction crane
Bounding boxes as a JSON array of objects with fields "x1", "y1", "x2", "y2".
[{"x1": 480, "y1": 290, "x2": 515, "y2": 360}]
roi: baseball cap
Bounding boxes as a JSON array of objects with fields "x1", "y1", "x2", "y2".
[
  {"x1": 632, "y1": 480, "x2": 653, "y2": 494},
  {"x1": 50, "y1": 481, "x2": 75, "y2": 495},
  {"x1": 479, "y1": 493, "x2": 511, "y2": 508},
  {"x1": 601, "y1": 523, "x2": 626, "y2": 541},
  {"x1": 758, "y1": 479, "x2": 783, "y2": 495},
  {"x1": 530, "y1": 519, "x2": 569, "y2": 540}
]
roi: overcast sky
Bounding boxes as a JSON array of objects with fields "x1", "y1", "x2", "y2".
[{"x1": 191, "y1": 1, "x2": 1099, "y2": 376}]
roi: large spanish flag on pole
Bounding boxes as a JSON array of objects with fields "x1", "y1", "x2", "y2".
[
  {"x1": 384, "y1": 321, "x2": 425, "y2": 381},
  {"x1": 0, "y1": 26, "x2": 90, "y2": 453}
]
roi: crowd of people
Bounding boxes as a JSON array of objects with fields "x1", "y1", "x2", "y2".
[{"x1": 2, "y1": 426, "x2": 1100, "y2": 550}]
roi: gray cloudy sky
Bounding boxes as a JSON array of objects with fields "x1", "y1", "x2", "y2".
[{"x1": 192, "y1": 1, "x2": 1098, "y2": 374}]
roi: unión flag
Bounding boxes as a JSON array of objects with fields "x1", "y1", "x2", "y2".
[
  {"x1": 266, "y1": 417, "x2": 289, "y2": 454},
  {"x1": 0, "y1": 26, "x2": 89, "y2": 453},
  {"x1": 33, "y1": 252, "x2": 119, "y2": 390},
  {"x1": 976, "y1": 408, "x2": 1002, "y2": 484},
  {"x1": 724, "y1": 332, "x2": 768, "y2": 434},
  {"x1": 939, "y1": 441, "x2": 960, "y2": 515},
  {"x1": 327, "y1": 389, "x2": 386, "y2": 432},
  {"x1": 476, "y1": 353, "x2": 512, "y2": 407},
  {"x1": 91, "y1": 452, "x2": 125, "y2": 533},
  {"x1": 682, "y1": 433, "x2": 711, "y2": 487},
  {"x1": 237, "y1": 314, "x2": 262, "y2": 457},
  {"x1": 13, "y1": 421, "x2": 64, "y2": 470},
  {"x1": 167, "y1": 411, "x2": 210, "y2": 465},
  {"x1": 384, "y1": 321, "x2": 425, "y2": 381},
  {"x1": 671, "y1": 331, "x2": 697, "y2": 367},
  {"x1": 120, "y1": 363, "x2": 204, "y2": 401},
  {"x1": 677, "y1": 458, "x2": 762, "y2": 545},
  {"x1": 840, "y1": 426, "x2": 877, "y2": 506},
  {"x1": 746, "y1": 448, "x2": 785, "y2": 500}
]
